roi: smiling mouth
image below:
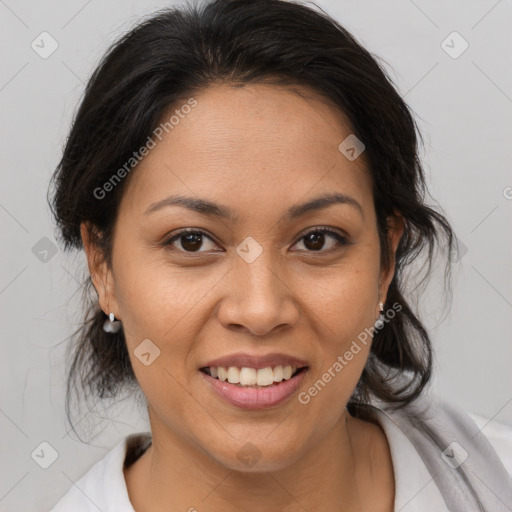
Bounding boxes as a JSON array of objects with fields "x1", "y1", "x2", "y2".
[{"x1": 200, "y1": 365, "x2": 308, "y2": 388}]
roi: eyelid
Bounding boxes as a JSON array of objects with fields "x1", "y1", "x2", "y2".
[
  {"x1": 291, "y1": 226, "x2": 352, "y2": 253},
  {"x1": 164, "y1": 227, "x2": 223, "y2": 252},
  {"x1": 296, "y1": 226, "x2": 349, "y2": 242}
]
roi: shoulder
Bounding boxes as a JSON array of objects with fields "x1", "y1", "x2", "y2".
[
  {"x1": 467, "y1": 411, "x2": 512, "y2": 478},
  {"x1": 49, "y1": 432, "x2": 151, "y2": 512},
  {"x1": 372, "y1": 390, "x2": 512, "y2": 509},
  {"x1": 423, "y1": 394, "x2": 512, "y2": 479}
]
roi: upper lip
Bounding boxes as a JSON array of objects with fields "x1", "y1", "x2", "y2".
[{"x1": 201, "y1": 352, "x2": 309, "y2": 370}]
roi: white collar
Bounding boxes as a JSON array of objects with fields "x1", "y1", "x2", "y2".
[{"x1": 372, "y1": 408, "x2": 449, "y2": 511}]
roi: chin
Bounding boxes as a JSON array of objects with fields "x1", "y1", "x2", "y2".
[{"x1": 204, "y1": 436, "x2": 306, "y2": 474}]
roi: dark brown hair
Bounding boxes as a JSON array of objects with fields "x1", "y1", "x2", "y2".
[{"x1": 48, "y1": 0, "x2": 454, "y2": 423}]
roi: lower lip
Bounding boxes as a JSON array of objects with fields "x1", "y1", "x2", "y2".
[{"x1": 200, "y1": 370, "x2": 308, "y2": 409}]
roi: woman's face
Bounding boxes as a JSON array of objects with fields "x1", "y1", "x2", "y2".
[{"x1": 85, "y1": 83, "x2": 401, "y2": 471}]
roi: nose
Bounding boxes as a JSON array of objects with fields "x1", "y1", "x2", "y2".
[{"x1": 216, "y1": 248, "x2": 300, "y2": 337}]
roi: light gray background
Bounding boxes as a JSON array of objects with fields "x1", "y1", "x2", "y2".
[{"x1": 1, "y1": 0, "x2": 511, "y2": 510}]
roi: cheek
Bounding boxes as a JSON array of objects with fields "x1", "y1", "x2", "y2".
[
  {"x1": 112, "y1": 247, "x2": 221, "y2": 402},
  {"x1": 295, "y1": 247, "x2": 380, "y2": 411},
  {"x1": 297, "y1": 279, "x2": 376, "y2": 436},
  {"x1": 112, "y1": 253, "x2": 213, "y2": 432},
  {"x1": 114, "y1": 250, "x2": 216, "y2": 341},
  {"x1": 300, "y1": 252, "x2": 381, "y2": 338}
]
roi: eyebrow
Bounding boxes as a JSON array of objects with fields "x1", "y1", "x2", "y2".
[{"x1": 144, "y1": 192, "x2": 364, "y2": 220}]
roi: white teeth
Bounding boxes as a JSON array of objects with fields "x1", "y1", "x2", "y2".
[
  {"x1": 227, "y1": 366, "x2": 240, "y2": 384},
  {"x1": 283, "y1": 365, "x2": 293, "y2": 380},
  {"x1": 273, "y1": 365, "x2": 284, "y2": 382},
  {"x1": 239, "y1": 367, "x2": 257, "y2": 386},
  {"x1": 256, "y1": 367, "x2": 274, "y2": 386},
  {"x1": 207, "y1": 365, "x2": 300, "y2": 386}
]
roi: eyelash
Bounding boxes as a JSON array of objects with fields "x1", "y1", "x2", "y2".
[{"x1": 163, "y1": 227, "x2": 351, "y2": 255}]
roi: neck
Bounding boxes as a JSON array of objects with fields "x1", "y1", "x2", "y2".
[{"x1": 125, "y1": 409, "x2": 393, "y2": 511}]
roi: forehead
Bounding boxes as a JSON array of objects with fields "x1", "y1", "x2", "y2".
[{"x1": 120, "y1": 82, "x2": 373, "y2": 220}]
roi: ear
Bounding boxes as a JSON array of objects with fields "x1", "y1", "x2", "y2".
[
  {"x1": 80, "y1": 222, "x2": 120, "y2": 319},
  {"x1": 378, "y1": 211, "x2": 404, "y2": 304}
]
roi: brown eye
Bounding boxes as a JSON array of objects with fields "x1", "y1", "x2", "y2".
[
  {"x1": 164, "y1": 229, "x2": 220, "y2": 253},
  {"x1": 180, "y1": 232, "x2": 203, "y2": 252},
  {"x1": 304, "y1": 231, "x2": 326, "y2": 251},
  {"x1": 292, "y1": 228, "x2": 349, "y2": 253}
]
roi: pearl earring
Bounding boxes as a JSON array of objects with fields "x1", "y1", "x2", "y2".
[
  {"x1": 375, "y1": 302, "x2": 385, "y2": 329},
  {"x1": 103, "y1": 312, "x2": 122, "y2": 333}
]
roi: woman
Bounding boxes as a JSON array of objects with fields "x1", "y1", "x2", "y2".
[{"x1": 48, "y1": 0, "x2": 512, "y2": 510}]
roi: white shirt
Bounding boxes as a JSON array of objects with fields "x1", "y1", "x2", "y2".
[{"x1": 49, "y1": 408, "x2": 512, "y2": 512}]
